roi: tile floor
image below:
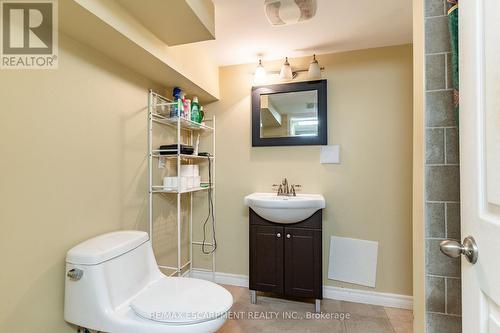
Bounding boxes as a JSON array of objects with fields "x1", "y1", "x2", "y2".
[{"x1": 217, "y1": 285, "x2": 413, "y2": 333}]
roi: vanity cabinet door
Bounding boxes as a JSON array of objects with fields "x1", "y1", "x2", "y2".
[
  {"x1": 249, "y1": 225, "x2": 284, "y2": 294},
  {"x1": 284, "y1": 228, "x2": 322, "y2": 299}
]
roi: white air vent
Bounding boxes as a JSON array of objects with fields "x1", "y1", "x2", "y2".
[{"x1": 264, "y1": 0, "x2": 317, "y2": 26}]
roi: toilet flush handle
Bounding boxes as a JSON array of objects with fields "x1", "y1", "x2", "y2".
[{"x1": 67, "y1": 268, "x2": 83, "y2": 281}]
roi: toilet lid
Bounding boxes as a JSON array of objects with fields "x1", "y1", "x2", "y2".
[{"x1": 130, "y1": 277, "x2": 233, "y2": 325}]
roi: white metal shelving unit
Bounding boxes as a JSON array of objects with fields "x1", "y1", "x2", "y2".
[{"x1": 148, "y1": 90, "x2": 216, "y2": 279}]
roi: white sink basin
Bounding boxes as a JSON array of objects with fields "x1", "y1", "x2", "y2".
[{"x1": 244, "y1": 192, "x2": 326, "y2": 224}]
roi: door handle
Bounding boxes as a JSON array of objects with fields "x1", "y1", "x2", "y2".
[
  {"x1": 440, "y1": 236, "x2": 478, "y2": 264},
  {"x1": 286, "y1": 234, "x2": 291, "y2": 239},
  {"x1": 277, "y1": 233, "x2": 281, "y2": 238}
]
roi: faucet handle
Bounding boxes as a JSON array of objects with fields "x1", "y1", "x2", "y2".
[
  {"x1": 292, "y1": 184, "x2": 302, "y2": 193},
  {"x1": 272, "y1": 184, "x2": 280, "y2": 192}
]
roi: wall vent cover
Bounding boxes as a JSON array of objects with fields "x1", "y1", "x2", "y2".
[{"x1": 306, "y1": 102, "x2": 316, "y2": 109}]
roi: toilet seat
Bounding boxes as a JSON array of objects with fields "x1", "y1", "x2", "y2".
[{"x1": 131, "y1": 277, "x2": 233, "y2": 325}]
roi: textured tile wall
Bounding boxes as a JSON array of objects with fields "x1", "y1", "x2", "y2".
[{"x1": 424, "y1": 0, "x2": 462, "y2": 332}]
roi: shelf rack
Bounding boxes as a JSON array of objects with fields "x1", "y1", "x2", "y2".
[{"x1": 148, "y1": 90, "x2": 216, "y2": 279}]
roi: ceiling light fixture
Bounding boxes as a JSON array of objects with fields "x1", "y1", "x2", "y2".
[
  {"x1": 264, "y1": 0, "x2": 318, "y2": 26},
  {"x1": 254, "y1": 59, "x2": 267, "y2": 85},
  {"x1": 279, "y1": 57, "x2": 293, "y2": 80}
]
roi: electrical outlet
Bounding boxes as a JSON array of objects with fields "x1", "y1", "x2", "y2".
[{"x1": 158, "y1": 157, "x2": 166, "y2": 169}]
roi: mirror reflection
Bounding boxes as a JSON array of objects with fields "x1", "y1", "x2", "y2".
[{"x1": 260, "y1": 90, "x2": 319, "y2": 139}]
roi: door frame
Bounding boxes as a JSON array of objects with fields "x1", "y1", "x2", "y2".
[{"x1": 412, "y1": 0, "x2": 426, "y2": 332}]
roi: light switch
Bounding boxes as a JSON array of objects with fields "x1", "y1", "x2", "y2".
[{"x1": 320, "y1": 145, "x2": 340, "y2": 164}]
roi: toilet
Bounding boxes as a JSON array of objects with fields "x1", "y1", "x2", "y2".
[{"x1": 64, "y1": 231, "x2": 233, "y2": 333}]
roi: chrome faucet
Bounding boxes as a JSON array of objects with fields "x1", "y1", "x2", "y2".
[{"x1": 274, "y1": 178, "x2": 301, "y2": 197}]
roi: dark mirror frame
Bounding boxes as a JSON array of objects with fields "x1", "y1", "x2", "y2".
[{"x1": 251, "y1": 79, "x2": 328, "y2": 147}]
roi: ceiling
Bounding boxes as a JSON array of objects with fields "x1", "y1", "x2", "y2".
[{"x1": 196, "y1": 0, "x2": 412, "y2": 66}]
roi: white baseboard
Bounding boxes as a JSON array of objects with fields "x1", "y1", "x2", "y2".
[
  {"x1": 322, "y1": 285, "x2": 413, "y2": 310},
  {"x1": 189, "y1": 269, "x2": 413, "y2": 310},
  {"x1": 190, "y1": 269, "x2": 249, "y2": 287}
]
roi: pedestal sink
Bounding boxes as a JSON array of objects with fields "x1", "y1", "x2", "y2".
[{"x1": 244, "y1": 192, "x2": 326, "y2": 224}]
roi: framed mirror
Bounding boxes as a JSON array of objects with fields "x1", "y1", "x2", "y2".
[{"x1": 251, "y1": 80, "x2": 327, "y2": 146}]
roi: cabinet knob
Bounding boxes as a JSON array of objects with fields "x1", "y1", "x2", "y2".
[
  {"x1": 286, "y1": 234, "x2": 291, "y2": 239},
  {"x1": 277, "y1": 233, "x2": 281, "y2": 238}
]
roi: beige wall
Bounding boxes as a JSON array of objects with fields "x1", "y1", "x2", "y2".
[
  {"x1": 202, "y1": 45, "x2": 414, "y2": 295},
  {"x1": 0, "y1": 34, "x2": 166, "y2": 332}
]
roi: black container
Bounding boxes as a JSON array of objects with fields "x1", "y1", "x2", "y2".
[{"x1": 159, "y1": 144, "x2": 194, "y2": 155}]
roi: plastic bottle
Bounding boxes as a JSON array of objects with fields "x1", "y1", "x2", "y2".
[
  {"x1": 170, "y1": 87, "x2": 182, "y2": 118},
  {"x1": 185, "y1": 99, "x2": 191, "y2": 120},
  {"x1": 198, "y1": 106, "x2": 204, "y2": 123},
  {"x1": 180, "y1": 93, "x2": 187, "y2": 118},
  {"x1": 191, "y1": 96, "x2": 200, "y2": 123}
]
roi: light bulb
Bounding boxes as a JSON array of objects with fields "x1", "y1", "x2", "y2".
[
  {"x1": 254, "y1": 59, "x2": 267, "y2": 85},
  {"x1": 308, "y1": 54, "x2": 321, "y2": 79},
  {"x1": 280, "y1": 57, "x2": 293, "y2": 81},
  {"x1": 279, "y1": 0, "x2": 301, "y2": 24}
]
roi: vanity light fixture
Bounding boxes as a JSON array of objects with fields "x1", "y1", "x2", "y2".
[
  {"x1": 279, "y1": 57, "x2": 293, "y2": 80},
  {"x1": 254, "y1": 59, "x2": 267, "y2": 85},
  {"x1": 308, "y1": 54, "x2": 321, "y2": 79},
  {"x1": 253, "y1": 55, "x2": 324, "y2": 85}
]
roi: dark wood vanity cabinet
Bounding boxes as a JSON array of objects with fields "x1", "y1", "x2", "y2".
[
  {"x1": 250, "y1": 225, "x2": 284, "y2": 294},
  {"x1": 249, "y1": 209, "x2": 322, "y2": 300}
]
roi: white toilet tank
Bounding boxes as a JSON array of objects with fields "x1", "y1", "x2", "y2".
[{"x1": 64, "y1": 231, "x2": 161, "y2": 331}]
